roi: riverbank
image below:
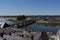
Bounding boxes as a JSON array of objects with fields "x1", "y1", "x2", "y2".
[
  {"x1": 23, "y1": 23, "x2": 36, "y2": 29},
  {"x1": 24, "y1": 23, "x2": 60, "y2": 33},
  {"x1": 38, "y1": 22, "x2": 60, "y2": 26},
  {"x1": 23, "y1": 22, "x2": 60, "y2": 29},
  {"x1": 6, "y1": 19, "x2": 22, "y2": 22}
]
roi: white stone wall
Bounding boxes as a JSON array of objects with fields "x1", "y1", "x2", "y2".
[{"x1": 57, "y1": 34, "x2": 60, "y2": 40}]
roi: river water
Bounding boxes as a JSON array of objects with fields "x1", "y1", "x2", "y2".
[
  {"x1": 0, "y1": 18, "x2": 15, "y2": 25},
  {"x1": 26, "y1": 23, "x2": 60, "y2": 33},
  {"x1": 0, "y1": 18, "x2": 60, "y2": 33}
]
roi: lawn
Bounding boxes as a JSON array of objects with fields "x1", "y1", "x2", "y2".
[{"x1": 39, "y1": 22, "x2": 60, "y2": 26}]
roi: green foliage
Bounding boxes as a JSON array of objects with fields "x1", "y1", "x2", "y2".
[
  {"x1": 7, "y1": 19, "x2": 21, "y2": 22},
  {"x1": 16, "y1": 15, "x2": 25, "y2": 20},
  {"x1": 39, "y1": 22, "x2": 60, "y2": 26}
]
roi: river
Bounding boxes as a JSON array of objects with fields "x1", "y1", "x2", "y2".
[
  {"x1": 0, "y1": 18, "x2": 15, "y2": 25},
  {"x1": 25, "y1": 23, "x2": 60, "y2": 33},
  {"x1": 0, "y1": 18, "x2": 60, "y2": 33}
]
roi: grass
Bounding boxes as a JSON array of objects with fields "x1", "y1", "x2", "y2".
[{"x1": 38, "y1": 22, "x2": 60, "y2": 26}]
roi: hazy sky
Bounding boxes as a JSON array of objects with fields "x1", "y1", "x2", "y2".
[{"x1": 0, "y1": 0, "x2": 60, "y2": 15}]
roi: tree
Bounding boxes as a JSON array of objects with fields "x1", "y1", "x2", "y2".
[{"x1": 17, "y1": 15, "x2": 25, "y2": 20}]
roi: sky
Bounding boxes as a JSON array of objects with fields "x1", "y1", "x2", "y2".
[{"x1": 0, "y1": 0, "x2": 60, "y2": 15}]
